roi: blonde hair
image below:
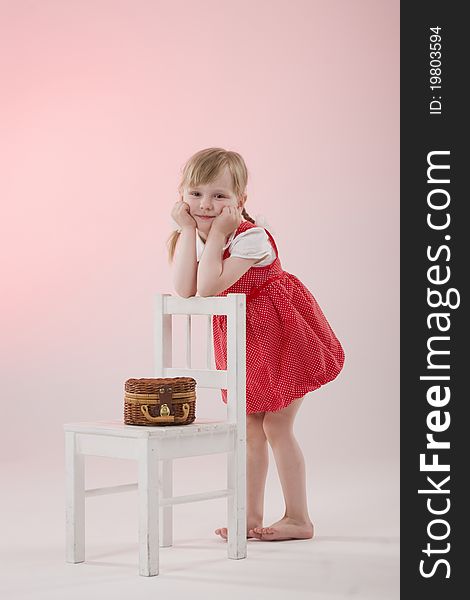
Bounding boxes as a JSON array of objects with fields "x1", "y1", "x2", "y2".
[{"x1": 167, "y1": 147, "x2": 257, "y2": 263}]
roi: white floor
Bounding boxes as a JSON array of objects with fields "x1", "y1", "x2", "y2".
[{"x1": 0, "y1": 452, "x2": 399, "y2": 600}]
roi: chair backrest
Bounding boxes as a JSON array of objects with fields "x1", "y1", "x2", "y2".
[{"x1": 154, "y1": 293, "x2": 246, "y2": 425}]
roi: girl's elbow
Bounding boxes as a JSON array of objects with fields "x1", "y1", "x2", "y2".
[
  {"x1": 175, "y1": 287, "x2": 197, "y2": 298},
  {"x1": 197, "y1": 276, "x2": 221, "y2": 297},
  {"x1": 196, "y1": 285, "x2": 216, "y2": 297}
]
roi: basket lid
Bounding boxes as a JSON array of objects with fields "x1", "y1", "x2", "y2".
[{"x1": 124, "y1": 377, "x2": 196, "y2": 394}]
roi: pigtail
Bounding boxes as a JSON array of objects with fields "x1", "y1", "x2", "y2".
[
  {"x1": 241, "y1": 207, "x2": 255, "y2": 224},
  {"x1": 166, "y1": 230, "x2": 181, "y2": 264},
  {"x1": 242, "y1": 208, "x2": 272, "y2": 232}
]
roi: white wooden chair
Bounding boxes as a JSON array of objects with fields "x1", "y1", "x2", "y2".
[{"x1": 63, "y1": 293, "x2": 247, "y2": 576}]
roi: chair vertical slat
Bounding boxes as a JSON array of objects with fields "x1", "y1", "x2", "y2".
[
  {"x1": 155, "y1": 294, "x2": 172, "y2": 376},
  {"x1": 206, "y1": 314, "x2": 212, "y2": 369},
  {"x1": 226, "y1": 294, "x2": 246, "y2": 424},
  {"x1": 186, "y1": 315, "x2": 192, "y2": 368}
]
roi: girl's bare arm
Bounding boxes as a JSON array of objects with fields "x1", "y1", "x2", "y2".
[
  {"x1": 197, "y1": 229, "x2": 258, "y2": 296},
  {"x1": 172, "y1": 226, "x2": 198, "y2": 297}
]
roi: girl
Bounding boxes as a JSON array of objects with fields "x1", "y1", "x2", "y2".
[{"x1": 167, "y1": 147, "x2": 345, "y2": 541}]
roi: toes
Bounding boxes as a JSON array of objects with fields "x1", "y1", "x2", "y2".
[
  {"x1": 254, "y1": 527, "x2": 271, "y2": 536},
  {"x1": 215, "y1": 527, "x2": 228, "y2": 539},
  {"x1": 254, "y1": 526, "x2": 276, "y2": 538},
  {"x1": 217, "y1": 526, "x2": 266, "y2": 540},
  {"x1": 249, "y1": 528, "x2": 262, "y2": 539}
]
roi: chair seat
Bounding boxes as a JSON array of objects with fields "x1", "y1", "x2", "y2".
[{"x1": 63, "y1": 419, "x2": 236, "y2": 439}]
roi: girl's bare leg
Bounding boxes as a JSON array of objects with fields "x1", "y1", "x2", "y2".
[
  {"x1": 252, "y1": 396, "x2": 314, "y2": 541},
  {"x1": 215, "y1": 411, "x2": 268, "y2": 539}
]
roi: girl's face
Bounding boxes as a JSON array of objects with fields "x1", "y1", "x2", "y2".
[{"x1": 182, "y1": 166, "x2": 245, "y2": 238}]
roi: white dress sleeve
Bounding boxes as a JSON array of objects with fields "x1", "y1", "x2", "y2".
[{"x1": 228, "y1": 228, "x2": 276, "y2": 266}]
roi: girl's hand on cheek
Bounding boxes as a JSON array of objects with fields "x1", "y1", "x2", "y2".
[
  {"x1": 171, "y1": 198, "x2": 197, "y2": 229},
  {"x1": 211, "y1": 206, "x2": 242, "y2": 236}
]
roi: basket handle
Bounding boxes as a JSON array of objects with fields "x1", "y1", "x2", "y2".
[{"x1": 140, "y1": 402, "x2": 190, "y2": 424}]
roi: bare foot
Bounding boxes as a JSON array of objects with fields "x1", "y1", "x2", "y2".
[
  {"x1": 252, "y1": 516, "x2": 314, "y2": 541},
  {"x1": 215, "y1": 523, "x2": 262, "y2": 540}
]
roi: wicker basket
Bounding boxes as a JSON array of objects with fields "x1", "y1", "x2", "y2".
[{"x1": 124, "y1": 377, "x2": 196, "y2": 426}]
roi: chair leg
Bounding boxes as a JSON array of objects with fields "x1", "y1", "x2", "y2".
[
  {"x1": 160, "y1": 459, "x2": 173, "y2": 547},
  {"x1": 138, "y1": 439, "x2": 159, "y2": 576},
  {"x1": 227, "y1": 448, "x2": 247, "y2": 559},
  {"x1": 65, "y1": 432, "x2": 85, "y2": 563}
]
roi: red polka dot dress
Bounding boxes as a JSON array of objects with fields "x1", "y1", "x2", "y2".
[{"x1": 212, "y1": 220, "x2": 345, "y2": 414}]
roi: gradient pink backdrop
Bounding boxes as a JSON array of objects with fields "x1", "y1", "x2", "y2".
[{"x1": 1, "y1": 0, "x2": 398, "y2": 540}]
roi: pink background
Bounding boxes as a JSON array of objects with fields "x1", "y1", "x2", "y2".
[{"x1": 1, "y1": 0, "x2": 399, "y2": 571}]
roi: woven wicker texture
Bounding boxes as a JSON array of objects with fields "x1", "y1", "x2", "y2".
[{"x1": 124, "y1": 377, "x2": 196, "y2": 426}]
